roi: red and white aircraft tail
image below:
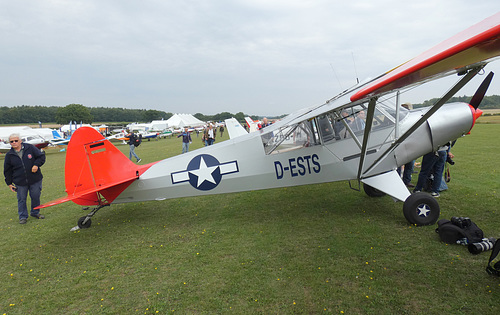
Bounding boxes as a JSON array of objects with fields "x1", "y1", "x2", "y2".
[
  {"x1": 39, "y1": 127, "x2": 156, "y2": 208},
  {"x1": 244, "y1": 117, "x2": 260, "y2": 132}
]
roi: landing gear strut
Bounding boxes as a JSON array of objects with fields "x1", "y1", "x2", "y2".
[
  {"x1": 363, "y1": 183, "x2": 386, "y2": 198},
  {"x1": 70, "y1": 204, "x2": 109, "y2": 231},
  {"x1": 403, "y1": 192, "x2": 440, "y2": 226}
]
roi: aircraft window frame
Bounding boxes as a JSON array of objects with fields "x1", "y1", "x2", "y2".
[
  {"x1": 317, "y1": 102, "x2": 409, "y2": 144},
  {"x1": 262, "y1": 120, "x2": 321, "y2": 155},
  {"x1": 316, "y1": 115, "x2": 335, "y2": 143},
  {"x1": 263, "y1": 102, "x2": 411, "y2": 152}
]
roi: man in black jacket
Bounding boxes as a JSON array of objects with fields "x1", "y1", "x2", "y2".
[
  {"x1": 3, "y1": 133, "x2": 46, "y2": 224},
  {"x1": 126, "y1": 130, "x2": 141, "y2": 163}
]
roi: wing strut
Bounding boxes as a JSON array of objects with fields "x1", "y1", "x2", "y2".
[
  {"x1": 363, "y1": 65, "x2": 484, "y2": 176},
  {"x1": 357, "y1": 97, "x2": 377, "y2": 180}
]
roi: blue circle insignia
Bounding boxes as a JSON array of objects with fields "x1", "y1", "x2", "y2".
[{"x1": 187, "y1": 154, "x2": 222, "y2": 191}]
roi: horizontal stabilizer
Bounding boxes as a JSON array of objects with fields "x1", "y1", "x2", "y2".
[{"x1": 351, "y1": 12, "x2": 500, "y2": 101}]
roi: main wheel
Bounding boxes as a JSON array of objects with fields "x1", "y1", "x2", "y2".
[
  {"x1": 77, "y1": 216, "x2": 92, "y2": 229},
  {"x1": 363, "y1": 184, "x2": 386, "y2": 197},
  {"x1": 403, "y1": 193, "x2": 440, "y2": 226}
]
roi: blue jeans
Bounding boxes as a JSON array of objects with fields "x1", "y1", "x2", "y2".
[
  {"x1": 16, "y1": 180, "x2": 42, "y2": 220},
  {"x1": 129, "y1": 144, "x2": 140, "y2": 161},
  {"x1": 415, "y1": 151, "x2": 446, "y2": 193},
  {"x1": 182, "y1": 142, "x2": 190, "y2": 154},
  {"x1": 397, "y1": 160, "x2": 415, "y2": 185}
]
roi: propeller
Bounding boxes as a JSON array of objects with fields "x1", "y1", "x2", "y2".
[
  {"x1": 469, "y1": 71, "x2": 494, "y2": 109},
  {"x1": 467, "y1": 71, "x2": 494, "y2": 132}
]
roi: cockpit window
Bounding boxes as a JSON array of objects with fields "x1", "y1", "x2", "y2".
[
  {"x1": 262, "y1": 102, "x2": 409, "y2": 154},
  {"x1": 319, "y1": 103, "x2": 409, "y2": 143},
  {"x1": 262, "y1": 120, "x2": 320, "y2": 155}
]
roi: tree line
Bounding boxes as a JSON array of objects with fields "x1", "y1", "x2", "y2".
[
  {"x1": 1, "y1": 95, "x2": 498, "y2": 125},
  {"x1": 0, "y1": 104, "x2": 173, "y2": 125},
  {"x1": 414, "y1": 94, "x2": 500, "y2": 109},
  {"x1": 0, "y1": 104, "x2": 262, "y2": 125}
]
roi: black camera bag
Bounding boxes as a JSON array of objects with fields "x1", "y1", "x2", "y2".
[{"x1": 435, "y1": 218, "x2": 484, "y2": 244}]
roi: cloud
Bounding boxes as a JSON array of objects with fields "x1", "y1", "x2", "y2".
[{"x1": 1, "y1": 1, "x2": 499, "y2": 116}]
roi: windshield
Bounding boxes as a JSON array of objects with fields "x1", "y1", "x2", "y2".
[{"x1": 262, "y1": 102, "x2": 408, "y2": 154}]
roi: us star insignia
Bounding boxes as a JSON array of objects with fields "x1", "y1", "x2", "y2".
[{"x1": 171, "y1": 154, "x2": 239, "y2": 191}]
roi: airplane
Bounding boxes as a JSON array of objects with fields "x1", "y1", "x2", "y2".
[
  {"x1": 0, "y1": 126, "x2": 51, "y2": 153},
  {"x1": 106, "y1": 131, "x2": 129, "y2": 142},
  {"x1": 245, "y1": 117, "x2": 260, "y2": 132},
  {"x1": 37, "y1": 13, "x2": 500, "y2": 231},
  {"x1": 158, "y1": 128, "x2": 173, "y2": 138},
  {"x1": 49, "y1": 130, "x2": 71, "y2": 146},
  {"x1": 0, "y1": 135, "x2": 50, "y2": 153},
  {"x1": 138, "y1": 130, "x2": 159, "y2": 141}
]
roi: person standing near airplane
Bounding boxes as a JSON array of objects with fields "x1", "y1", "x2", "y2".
[
  {"x1": 204, "y1": 124, "x2": 216, "y2": 145},
  {"x1": 3, "y1": 133, "x2": 46, "y2": 224},
  {"x1": 178, "y1": 127, "x2": 192, "y2": 154},
  {"x1": 126, "y1": 130, "x2": 141, "y2": 163},
  {"x1": 413, "y1": 144, "x2": 450, "y2": 198},
  {"x1": 260, "y1": 117, "x2": 271, "y2": 129}
]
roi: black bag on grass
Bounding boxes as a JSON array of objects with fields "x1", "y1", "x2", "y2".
[{"x1": 435, "y1": 217, "x2": 484, "y2": 244}]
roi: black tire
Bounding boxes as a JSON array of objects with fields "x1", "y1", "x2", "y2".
[
  {"x1": 403, "y1": 193, "x2": 440, "y2": 226},
  {"x1": 78, "y1": 216, "x2": 92, "y2": 229},
  {"x1": 363, "y1": 184, "x2": 386, "y2": 197}
]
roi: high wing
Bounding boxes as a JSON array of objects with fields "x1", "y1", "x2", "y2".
[{"x1": 351, "y1": 12, "x2": 500, "y2": 102}]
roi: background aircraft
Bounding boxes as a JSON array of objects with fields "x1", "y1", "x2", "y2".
[
  {"x1": 0, "y1": 126, "x2": 52, "y2": 153},
  {"x1": 245, "y1": 117, "x2": 260, "y2": 132},
  {"x1": 38, "y1": 13, "x2": 500, "y2": 230}
]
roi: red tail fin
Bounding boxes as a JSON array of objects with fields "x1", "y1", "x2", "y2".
[{"x1": 38, "y1": 127, "x2": 154, "y2": 208}]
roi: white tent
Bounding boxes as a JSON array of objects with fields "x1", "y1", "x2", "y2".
[
  {"x1": 150, "y1": 120, "x2": 169, "y2": 131},
  {"x1": 60, "y1": 123, "x2": 93, "y2": 133},
  {"x1": 166, "y1": 114, "x2": 205, "y2": 128}
]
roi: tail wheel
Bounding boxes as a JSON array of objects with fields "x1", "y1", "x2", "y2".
[
  {"x1": 78, "y1": 216, "x2": 92, "y2": 229},
  {"x1": 403, "y1": 193, "x2": 440, "y2": 225},
  {"x1": 363, "y1": 184, "x2": 386, "y2": 197}
]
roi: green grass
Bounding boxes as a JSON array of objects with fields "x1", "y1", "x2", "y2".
[
  {"x1": 1, "y1": 126, "x2": 499, "y2": 314},
  {"x1": 477, "y1": 115, "x2": 500, "y2": 124}
]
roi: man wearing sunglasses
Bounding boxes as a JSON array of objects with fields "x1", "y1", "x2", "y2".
[{"x1": 3, "y1": 133, "x2": 46, "y2": 224}]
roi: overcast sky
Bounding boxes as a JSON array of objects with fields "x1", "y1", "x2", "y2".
[{"x1": 1, "y1": 1, "x2": 499, "y2": 116}]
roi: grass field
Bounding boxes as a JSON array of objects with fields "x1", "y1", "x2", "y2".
[
  {"x1": 1, "y1": 125, "x2": 499, "y2": 314},
  {"x1": 477, "y1": 113, "x2": 500, "y2": 124}
]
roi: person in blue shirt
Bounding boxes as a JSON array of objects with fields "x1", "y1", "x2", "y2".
[{"x1": 178, "y1": 127, "x2": 192, "y2": 154}]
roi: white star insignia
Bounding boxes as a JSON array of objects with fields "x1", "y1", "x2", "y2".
[
  {"x1": 417, "y1": 204, "x2": 430, "y2": 217},
  {"x1": 188, "y1": 156, "x2": 219, "y2": 187}
]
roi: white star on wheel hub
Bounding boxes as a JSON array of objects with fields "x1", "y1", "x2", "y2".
[{"x1": 417, "y1": 204, "x2": 431, "y2": 217}]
